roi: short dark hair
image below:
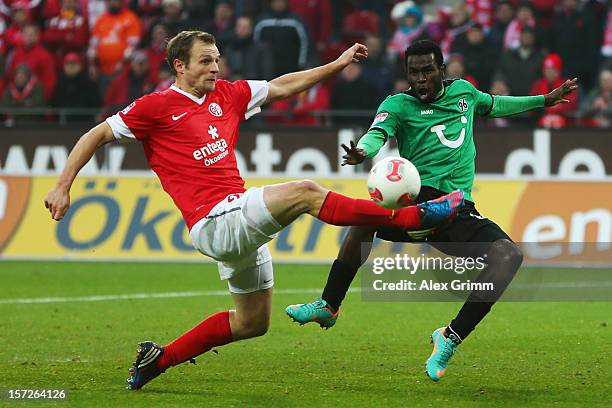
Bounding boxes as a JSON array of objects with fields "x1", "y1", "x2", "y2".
[
  {"x1": 166, "y1": 30, "x2": 216, "y2": 75},
  {"x1": 404, "y1": 40, "x2": 444, "y2": 68}
]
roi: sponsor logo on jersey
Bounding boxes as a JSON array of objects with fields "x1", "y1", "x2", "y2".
[
  {"x1": 458, "y1": 98, "x2": 469, "y2": 112},
  {"x1": 209, "y1": 103, "x2": 223, "y2": 117},
  {"x1": 193, "y1": 125, "x2": 229, "y2": 166},
  {"x1": 192, "y1": 139, "x2": 229, "y2": 160},
  {"x1": 121, "y1": 102, "x2": 136, "y2": 115},
  {"x1": 421, "y1": 109, "x2": 434, "y2": 115},
  {"x1": 372, "y1": 112, "x2": 388, "y2": 125},
  {"x1": 172, "y1": 112, "x2": 188, "y2": 121}
]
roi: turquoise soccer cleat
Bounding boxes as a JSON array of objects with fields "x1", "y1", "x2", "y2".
[
  {"x1": 285, "y1": 299, "x2": 339, "y2": 329},
  {"x1": 416, "y1": 190, "x2": 464, "y2": 229},
  {"x1": 425, "y1": 327, "x2": 459, "y2": 382}
]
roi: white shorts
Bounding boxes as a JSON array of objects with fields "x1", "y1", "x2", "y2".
[{"x1": 189, "y1": 187, "x2": 282, "y2": 292}]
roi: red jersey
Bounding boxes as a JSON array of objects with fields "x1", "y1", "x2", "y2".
[{"x1": 106, "y1": 80, "x2": 268, "y2": 230}]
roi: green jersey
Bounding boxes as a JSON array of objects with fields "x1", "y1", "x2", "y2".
[{"x1": 358, "y1": 79, "x2": 544, "y2": 202}]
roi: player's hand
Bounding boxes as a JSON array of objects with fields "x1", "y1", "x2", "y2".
[
  {"x1": 544, "y1": 77, "x2": 578, "y2": 106},
  {"x1": 44, "y1": 186, "x2": 71, "y2": 221},
  {"x1": 341, "y1": 140, "x2": 367, "y2": 166},
  {"x1": 337, "y1": 43, "x2": 368, "y2": 67}
]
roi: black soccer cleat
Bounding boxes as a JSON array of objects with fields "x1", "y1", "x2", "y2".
[{"x1": 126, "y1": 341, "x2": 165, "y2": 390}]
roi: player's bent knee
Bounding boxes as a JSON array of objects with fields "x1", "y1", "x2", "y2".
[
  {"x1": 238, "y1": 315, "x2": 270, "y2": 338},
  {"x1": 489, "y1": 239, "x2": 523, "y2": 270},
  {"x1": 292, "y1": 179, "x2": 325, "y2": 198},
  {"x1": 285, "y1": 179, "x2": 326, "y2": 213}
]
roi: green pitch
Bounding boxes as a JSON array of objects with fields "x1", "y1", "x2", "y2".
[{"x1": 0, "y1": 261, "x2": 610, "y2": 407}]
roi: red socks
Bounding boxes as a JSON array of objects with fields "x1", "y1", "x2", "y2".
[
  {"x1": 158, "y1": 311, "x2": 233, "y2": 370},
  {"x1": 317, "y1": 191, "x2": 422, "y2": 229}
]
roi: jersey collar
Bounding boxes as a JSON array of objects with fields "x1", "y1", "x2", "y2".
[{"x1": 170, "y1": 84, "x2": 207, "y2": 105}]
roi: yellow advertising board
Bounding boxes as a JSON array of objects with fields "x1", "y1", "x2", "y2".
[{"x1": 0, "y1": 176, "x2": 610, "y2": 264}]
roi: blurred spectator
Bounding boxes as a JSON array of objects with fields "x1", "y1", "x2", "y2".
[
  {"x1": 7, "y1": 24, "x2": 56, "y2": 101},
  {"x1": 580, "y1": 68, "x2": 612, "y2": 128},
  {"x1": 43, "y1": 0, "x2": 88, "y2": 69},
  {"x1": 289, "y1": 0, "x2": 331, "y2": 54},
  {"x1": 392, "y1": 78, "x2": 409, "y2": 94},
  {"x1": 253, "y1": 0, "x2": 309, "y2": 77},
  {"x1": 52, "y1": 52, "x2": 100, "y2": 120},
  {"x1": 445, "y1": 54, "x2": 478, "y2": 87},
  {"x1": 603, "y1": 9, "x2": 612, "y2": 60},
  {"x1": 153, "y1": 63, "x2": 174, "y2": 92},
  {"x1": 224, "y1": 15, "x2": 273, "y2": 80},
  {"x1": 529, "y1": 0, "x2": 561, "y2": 30},
  {"x1": 489, "y1": 79, "x2": 511, "y2": 127},
  {"x1": 530, "y1": 53, "x2": 577, "y2": 128},
  {"x1": 388, "y1": 2, "x2": 425, "y2": 62},
  {"x1": 342, "y1": 8, "x2": 380, "y2": 45},
  {"x1": 180, "y1": 0, "x2": 213, "y2": 21},
  {"x1": 495, "y1": 27, "x2": 545, "y2": 96},
  {"x1": 217, "y1": 55, "x2": 230, "y2": 80},
  {"x1": 550, "y1": 0, "x2": 591, "y2": 90},
  {"x1": 503, "y1": 2, "x2": 544, "y2": 50},
  {"x1": 331, "y1": 62, "x2": 378, "y2": 126},
  {"x1": 88, "y1": 0, "x2": 141, "y2": 93},
  {"x1": 0, "y1": 14, "x2": 6, "y2": 56},
  {"x1": 451, "y1": 23, "x2": 497, "y2": 91},
  {"x1": 103, "y1": 50, "x2": 155, "y2": 115},
  {"x1": 267, "y1": 83, "x2": 330, "y2": 125},
  {"x1": 4, "y1": 1, "x2": 30, "y2": 49},
  {"x1": 86, "y1": 0, "x2": 106, "y2": 30},
  {"x1": 487, "y1": 1, "x2": 514, "y2": 52},
  {"x1": 465, "y1": 0, "x2": 494, "y2": 29},
  {"x1": 360, "y1": 34, "x2": 393, "y2": 102},
  {"x1": 202, "y1": 0, "x2": 234, "y2": 50},
  {"x1": 128, "y1": 0, "x2": 163, "y2": 34},
  {"x1": 582, "y1": 0, "x2": 610, "y2": 88},
  {"x1": 144, "y1": 23, "x2": 168, "y2": 82},
  {"x1": 2, "y1": 64, "x2": 44, "y2": 125},
  {"x1": 441, "y1": 3, "x2": 473, "y2": 56},
  {"x1": 152, "y1": 0, "x2": 193, "y2": 39}
]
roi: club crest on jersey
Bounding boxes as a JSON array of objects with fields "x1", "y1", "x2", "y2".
[
  {"x1": 209, "y1": 103, "x2": 223, "y2": 117},
  {"x1": 458, "y1": 98, "x2": 469, "y2": 112},
  {"x1": 372, "y1": 112, "x2": 388, "y2": 125}
]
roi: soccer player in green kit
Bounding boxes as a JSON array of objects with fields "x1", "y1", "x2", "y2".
[{"x1": 286, "y1": 40, "x2": 578, "y2": 382}]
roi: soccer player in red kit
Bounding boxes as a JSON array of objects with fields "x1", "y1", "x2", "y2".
[{"x1": 43, "y1": 31, "x2": 464, "y2": 390}]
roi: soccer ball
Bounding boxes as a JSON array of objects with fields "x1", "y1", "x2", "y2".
[{"x1": 367, "y1": 157, "x2": 421, "y2": 209}]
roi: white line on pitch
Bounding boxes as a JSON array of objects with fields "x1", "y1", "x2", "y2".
[{"x1": 0, "y1": 288, "x2": 359, "y2": 305}]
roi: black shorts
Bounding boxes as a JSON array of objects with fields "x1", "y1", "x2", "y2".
[{"x1": 375, "y1": 186, "x2": 511, "y2": 258}]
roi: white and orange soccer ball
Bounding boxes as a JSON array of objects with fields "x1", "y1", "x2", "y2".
[{"x1": 367, "y1": 157, "x2": 421, "y2": 209}]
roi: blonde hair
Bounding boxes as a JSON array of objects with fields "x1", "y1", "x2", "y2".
[{"x1": 165, "y1": 31, "x2": 216, "y2": 75}]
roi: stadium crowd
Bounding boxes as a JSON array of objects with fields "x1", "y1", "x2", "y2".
[{"x1": 0, "y1": 0, "x2": 611, "y2": 128}]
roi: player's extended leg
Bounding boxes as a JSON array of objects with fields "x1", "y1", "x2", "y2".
[
  {"x1": 286, "y1": 226, "x2": 376, "y2": 328},
  {"x1": 262, "y1": 179, "x2": 464, "y2": 231},
  {"x1": 426, "y1": 237, "x2": 523, "y2": 382},
  {"x1": 127, "y1": 266, "x2": 274, "y2": 390}
]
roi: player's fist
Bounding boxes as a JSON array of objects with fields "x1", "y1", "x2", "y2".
[
  {"x1": 338, "y1": 43, "x2": 368, "y2": 67},
  {"x1": 44, "y1": 187, "x2": 71, "y2": 221}
]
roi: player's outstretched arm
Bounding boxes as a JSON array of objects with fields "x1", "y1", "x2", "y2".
[
  {"x1": 264, "y1": 43, "x2": 368, "y2": 103},
  {"x1": 44, "y1": 122, "x2": 116, "y2": 221},
  {"x1": 488, "y1": 78, "x2": 578, "y2": 118}
]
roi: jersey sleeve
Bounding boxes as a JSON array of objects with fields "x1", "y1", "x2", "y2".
[
  {"x1": 465, "y1": 80, "x2": 494, "y2": 116},
  {"x1": 105, "y1": 94, "x2": 156, "y2": 141},
  {"x1": 367, "y1": 97, "x2": 401, "y2": 139},
  {"x1": 227, "y1": 80, "x2": 269, "y2": 120}
]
